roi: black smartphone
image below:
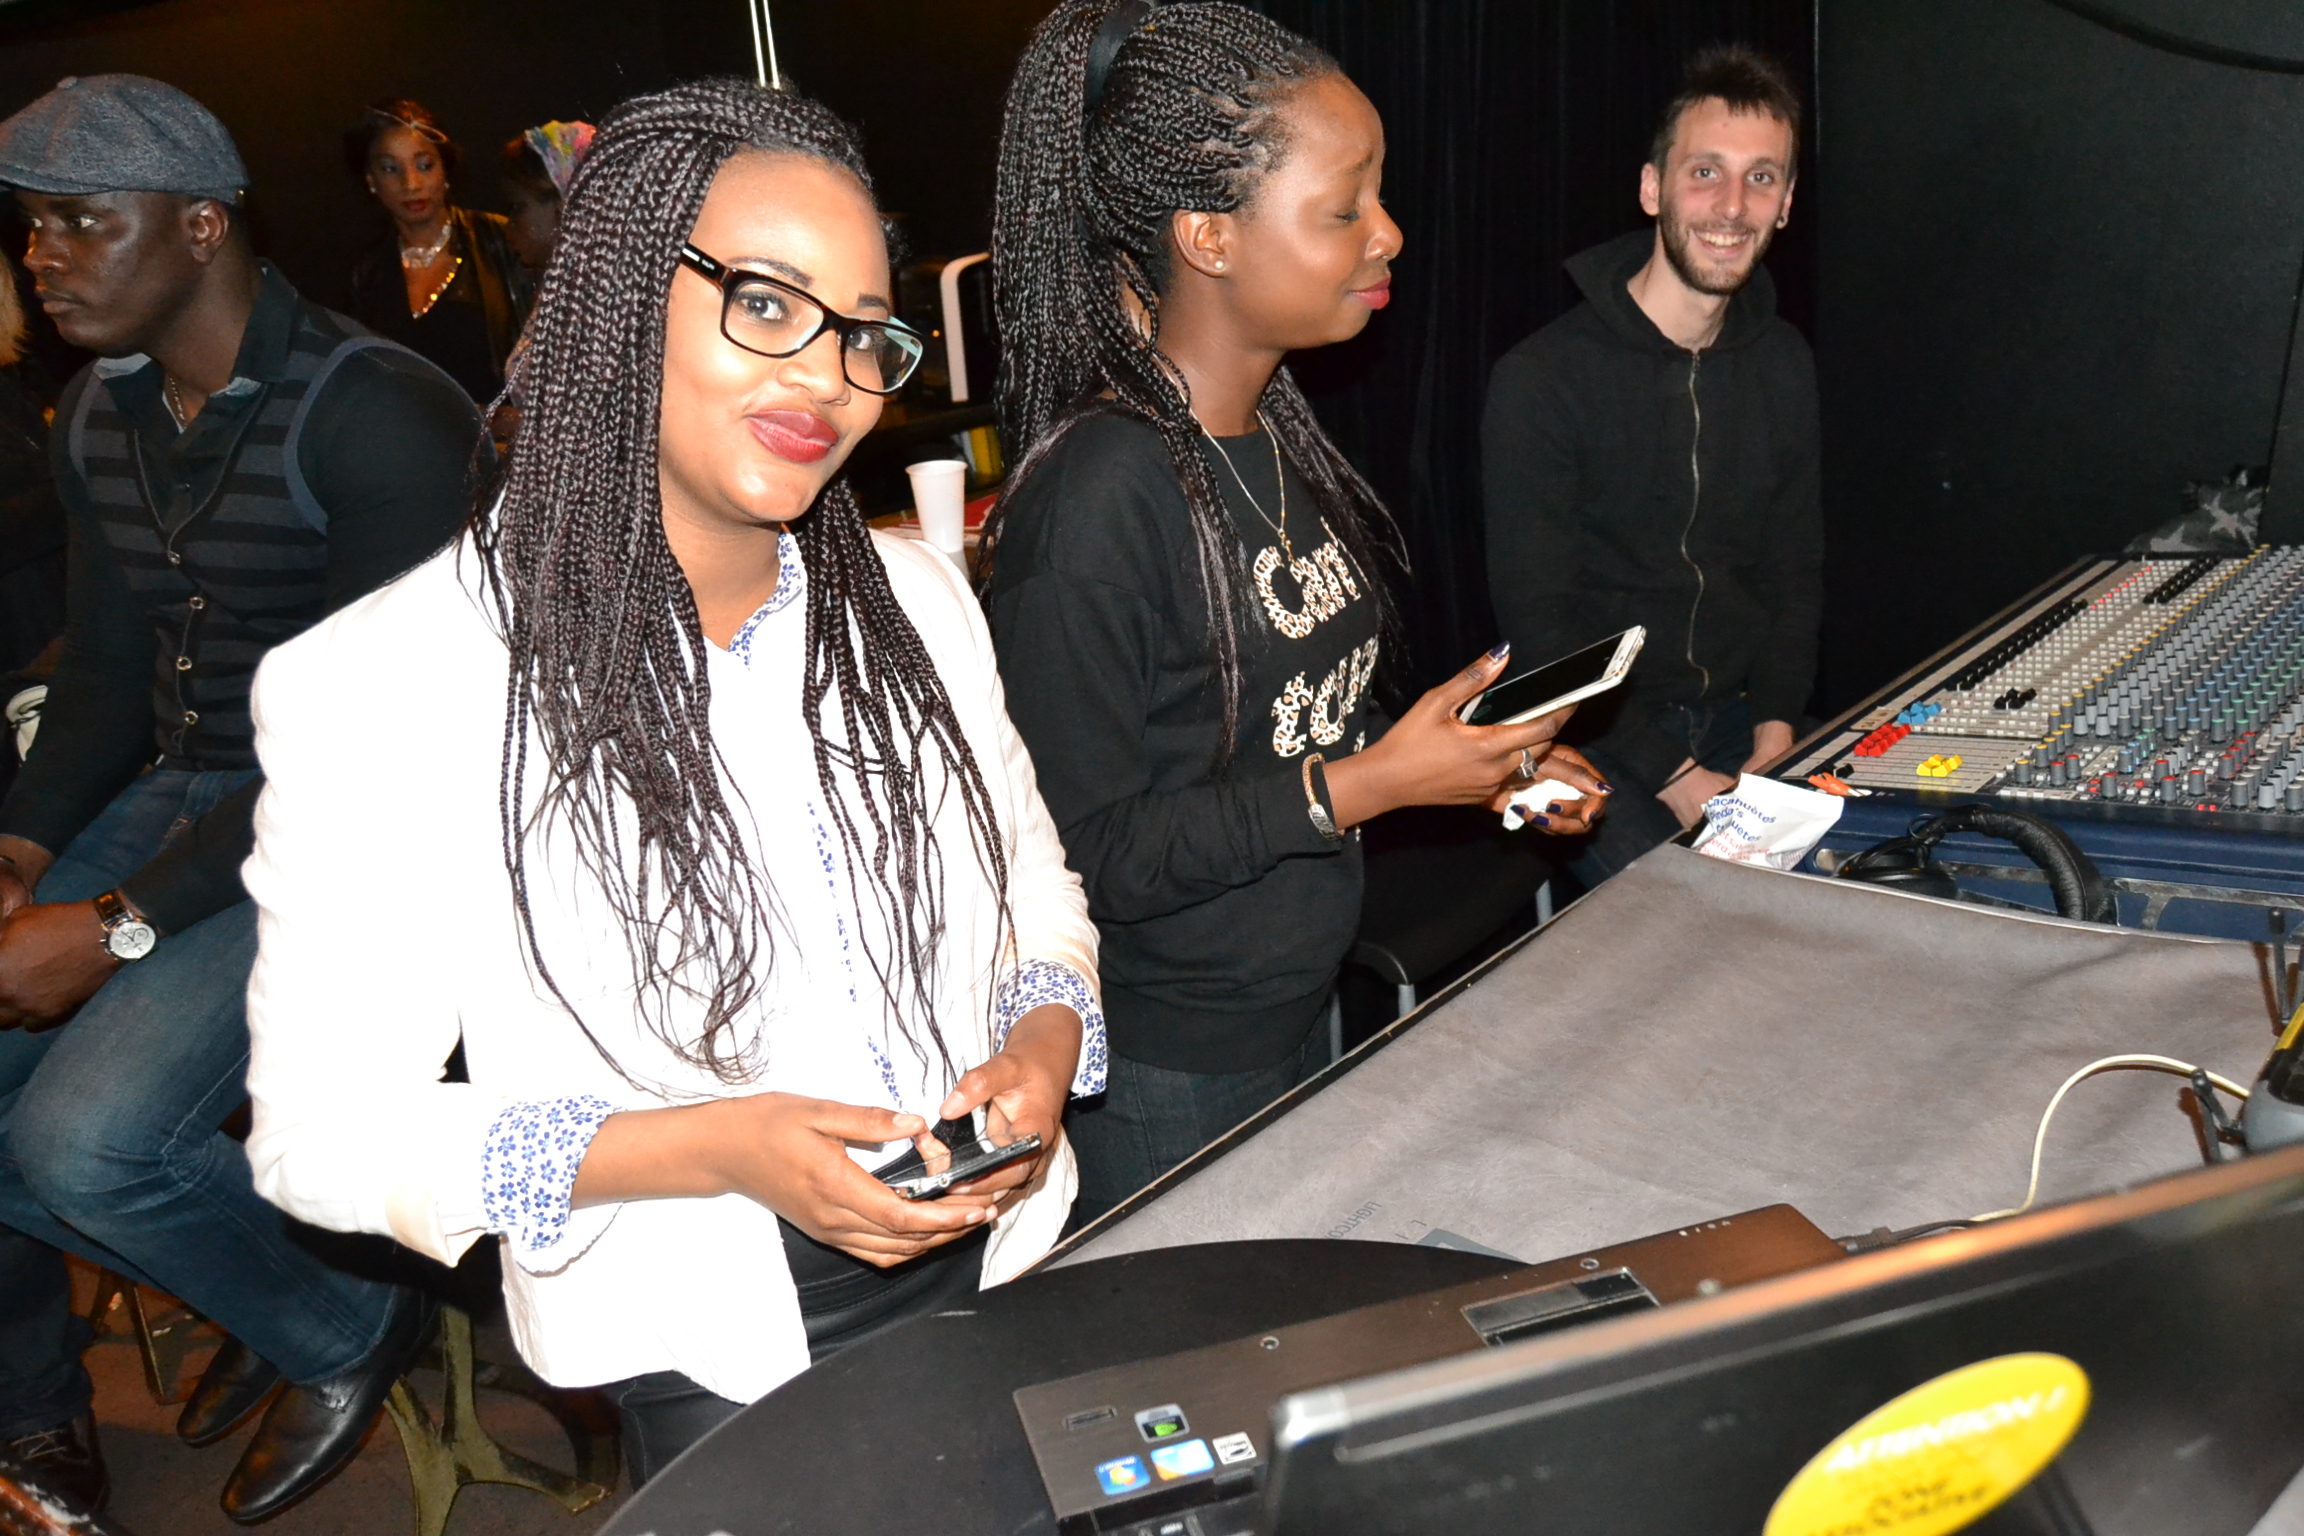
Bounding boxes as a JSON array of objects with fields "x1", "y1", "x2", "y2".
[
  {"x1": 1460, "y1": 626, "x2": 1646, "y2": 727},
  {"x1": 873, "y1": 1122, "x2": 1044, "y2": 1201}
]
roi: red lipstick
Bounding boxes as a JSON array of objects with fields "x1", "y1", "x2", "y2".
[{"x1": 749, "y1": 409, "x2": 839, "y2": 465}]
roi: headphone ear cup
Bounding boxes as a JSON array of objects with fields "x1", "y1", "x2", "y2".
[
  {"x1": 1836, "y1": 836, "x2": 1962, "y2": 902},
  {"x1": 1915, "y1": 805, "x2": 2115, "y2": 923}
]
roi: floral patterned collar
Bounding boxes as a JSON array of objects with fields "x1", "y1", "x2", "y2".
[{"x1": 724, "y1": 530, "x2": 805, "y2": 667}]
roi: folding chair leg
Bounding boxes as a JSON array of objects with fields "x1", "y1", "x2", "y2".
[
  {"x1": 1327, "y1": 994, "x2": 1344, "y2": 1065},
  {"x1": 1536, "y1": 879, "x2": 1554, "y2": 926},
  {"x1": 85, "y1": 1269, "x2": 206, "y2": 1405},
  {"x1": 383, "y1": 1306, "x2": 610, "y2": 1536},
  {"x1": 1395, "y1": 982, "x2": 1416, "y2": 1020}
]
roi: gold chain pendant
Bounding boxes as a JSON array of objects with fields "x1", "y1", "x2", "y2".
[{"x1": 409, "y1": 253, "x2": 462, "y2": 320}]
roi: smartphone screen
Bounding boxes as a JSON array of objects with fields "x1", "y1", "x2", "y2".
[
  {"x1": 1462, "y1": 633, "x2": 1629, "y2": 727},
  {"x1": 874, "y1": 1131, "x2": 1043, "y2": 1200}
]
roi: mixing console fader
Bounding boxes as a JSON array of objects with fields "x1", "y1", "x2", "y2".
[{"x1": 1783, "y1": 548, "x2": 2304, "y2": 825}]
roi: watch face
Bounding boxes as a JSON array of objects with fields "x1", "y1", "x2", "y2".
[{"x1": 106, "y1": 920, "x2": 158, "y2": 961}]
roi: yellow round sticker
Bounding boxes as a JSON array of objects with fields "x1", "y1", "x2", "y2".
[{"x1": 1762, "y1": 1353, "x2": 2091, "y2": 1536}]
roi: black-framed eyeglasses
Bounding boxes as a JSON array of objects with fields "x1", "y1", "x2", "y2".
[{"x1": 678, "y1": 243, "x2": 926, "y2": 397}]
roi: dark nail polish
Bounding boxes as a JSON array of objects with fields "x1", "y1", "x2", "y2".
[
  {"x1": 1486, "y1": 640, "x2": 1510, "y2": 661},
  {"x1": 1530, "y1": 813, "x2": 1552, "y2": 827},
  {"x1": 1597, "y1": 781, "x2": 1614, "y2": 794},
  {"x1": 1546, "y1": 803, "x2": 1565, "y2": 816}
]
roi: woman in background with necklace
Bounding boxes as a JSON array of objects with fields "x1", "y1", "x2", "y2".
[
  {"x1": 982, "y1": 0, "x2": 1610, "y2": 1223},
  {"x1": 344, "y1": 99, "x2": 532, "y2": 402}
]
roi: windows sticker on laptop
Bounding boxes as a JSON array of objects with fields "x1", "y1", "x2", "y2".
[
  {"x1": 1150, "y1": 1440, "x2": 1215, "y2": 1481},
  {"x1": 1096, "y1": 1456, "x2": 1149, "y2": 1496}
]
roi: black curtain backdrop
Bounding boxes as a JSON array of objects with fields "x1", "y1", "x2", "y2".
[
  {"x1": 1814, "y1": 0, "x2": 2304, "y2": 712},
  {"x1": 0, "y1": 0, "x2": 673, "y2": 315},
  {"x1": 0, "y1": 0, "x2": 1044, "y2": 321},
  {"x1": 1251, "y1": 0, "x2": 1817, "y2": 696}
]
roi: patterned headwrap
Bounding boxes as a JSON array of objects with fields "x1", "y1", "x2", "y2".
[{"x1": 521, "y1": 119, "x2": 595, "y2": 197}]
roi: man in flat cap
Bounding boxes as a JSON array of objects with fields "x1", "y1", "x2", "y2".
[{"x1": 0, "y1": 75, "x2": 482, "y2": 1522}]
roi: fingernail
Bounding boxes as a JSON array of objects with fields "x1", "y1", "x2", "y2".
[
  {"x1": 1598, "y1": 781, "x2": 1614, "y2": 793},
  {"x1": 971, "y1": 1207, "x2": 990, "y2": 1223},
  {"x1": 1546, "y1": 803, "x2": 1565, "y2": 816},
  {"x1": 1486, "y1": 641, "x2": 1510, "y2": 661},
  {"x1": 1531, "y1": 813, "x2": 1552, "y2": 827}
]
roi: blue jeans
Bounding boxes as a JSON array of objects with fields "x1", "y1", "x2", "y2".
[
  {"x1": 0, "y1": 769, "x2": 405, "y2": 1438},
  {"x1": 1065, "y1": 1029, "x2": 1323, "y2": 1226}
]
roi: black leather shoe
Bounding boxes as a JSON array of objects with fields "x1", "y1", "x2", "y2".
[
  {"x1": 5, "y1": 1410, "x2": 108, "y2": 1514},
  {"x1": 219, "y1": 1289, "x2": 435, "y2": 1525},
  {"x1": 179, "y1": 1336, "x2": 283, "y2": 1447}
]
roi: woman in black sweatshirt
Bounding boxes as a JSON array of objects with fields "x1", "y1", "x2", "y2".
[{"x1": 981, "y1": 0, "x2": 1609, "y2": 1222}]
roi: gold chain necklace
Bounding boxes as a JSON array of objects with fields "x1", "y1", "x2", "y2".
[
  {"x1": 163, "y1": 373, "x2": 190, "y2": 430},
  {"x1": 1200, "y1": 411, "x2": 1290, "y2": 561},
  {"x1": 409, "y1": 253, "x2": 462, "y2": 320}
]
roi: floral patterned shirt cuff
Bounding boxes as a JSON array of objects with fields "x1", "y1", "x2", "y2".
[
  {"x1": 480, "y1": 1095, "x2": 620, "y2": 1266},
  {"x1": 993, "y1": 959, "x2": 1107, "y2": 1097}
]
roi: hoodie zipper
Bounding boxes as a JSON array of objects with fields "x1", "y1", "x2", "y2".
[{"x1": 1679, "y1": 350, "x2": 1712, "y2": 698}]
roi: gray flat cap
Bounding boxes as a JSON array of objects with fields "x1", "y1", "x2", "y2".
[{"x1": 0, "y1": 74, "x2": 246, "y2": 200}]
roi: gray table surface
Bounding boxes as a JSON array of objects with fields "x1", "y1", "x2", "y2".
[
  {"x1": 1066, "y1": 845, "x2": 2283, "y2": 1268},
  {"x1": 1058, "y1": 844, "x2": 2304, "y2": 1531}
]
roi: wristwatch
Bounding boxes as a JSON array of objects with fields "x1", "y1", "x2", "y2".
[{"x1": 93, "y1": 889, "x2": 158, "y2": 962}]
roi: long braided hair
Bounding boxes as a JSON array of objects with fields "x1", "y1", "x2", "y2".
[
  {"x1": 981, "y1": 0, "x2": 1402, "y2": 762},
  {"x1": 470, "y1": 79, "x2": 1009, "y2": 1090}
]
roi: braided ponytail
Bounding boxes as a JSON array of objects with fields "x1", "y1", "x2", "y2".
[
  {"x1": 472, "y1": 79, "x2": 1007, "y2": 1091},
  {"x1": 981, "y1": 0, "x2": 1401, "y2": 762}
]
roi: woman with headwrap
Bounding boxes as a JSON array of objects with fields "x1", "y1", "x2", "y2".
[{"x1": 501, "y1": 119, "x2": 595, "y2": 281}]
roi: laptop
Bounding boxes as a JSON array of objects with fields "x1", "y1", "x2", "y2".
[
  {"x1": 1014, "y1": 1204, "x2": 1848, "y2": 1536},
  {"x1": 1255, "y1": 1146, "x2": 2304, "y2": 1534}
]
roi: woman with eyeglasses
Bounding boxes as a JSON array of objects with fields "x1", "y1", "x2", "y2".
[
  {"x1": 242, "y1": 80, "x2": 1103, "y2": 1487},
  {"x1": 343, "y1": 99, "x2": 533, "y2": 402},
  {"x1": 982, "y1": 0, "x2": 1609, "y2": 1223}
]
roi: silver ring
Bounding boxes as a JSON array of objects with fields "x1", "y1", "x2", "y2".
[{"x1": 1517, "y1": 747, "x2": 1538, "y2": 782}]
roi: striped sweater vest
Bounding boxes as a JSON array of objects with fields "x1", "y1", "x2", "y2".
[{"x1": 65, "y1": 310, "x2": 420, "y2": 770}]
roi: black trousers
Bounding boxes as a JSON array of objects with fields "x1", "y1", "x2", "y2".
[
  {"x1": 1566, "y1": 694, "x2": 1754, "y2": 887},
  {"x1": 1063, "y1": 1027, "x2": 1324, "y2": 1227},
  {"x1": 606, "y1": 1217, "x2": 990, "y2": 1489}
]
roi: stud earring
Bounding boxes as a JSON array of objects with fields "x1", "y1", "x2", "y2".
[{"x1": 1213, "y1": 259, "x2": 1226, "y2": 271}]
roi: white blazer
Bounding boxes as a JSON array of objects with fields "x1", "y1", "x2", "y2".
[{"x1": 242, "y1": 530, "x2": 1098, "y2": 1403}]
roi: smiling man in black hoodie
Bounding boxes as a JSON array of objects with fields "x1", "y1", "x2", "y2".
[{"x1": 1483, "y1": 44, "x2": 1819, "y2": 883}]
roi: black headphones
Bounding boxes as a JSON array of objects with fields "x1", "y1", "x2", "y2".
[{"x1": 1836, "y1": 804, "x2": 2116, "y2": 924}]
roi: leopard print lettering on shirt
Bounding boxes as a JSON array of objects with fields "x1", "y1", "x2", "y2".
[
  {"x1": 1256, "y1": 519, "x2": 1376, "y2": 759},
  {"x1": 1273, "y1": 637, "x2": 1380, "y2": 758}
]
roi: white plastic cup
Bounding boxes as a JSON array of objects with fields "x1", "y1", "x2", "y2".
[{"x1": 906, "y1": 459, "x2": 970, "y2": 556}]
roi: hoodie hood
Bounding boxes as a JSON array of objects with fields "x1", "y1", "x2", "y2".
[{"x1": 1565, "y1": 227, "x2": 1779, "y2": 355}]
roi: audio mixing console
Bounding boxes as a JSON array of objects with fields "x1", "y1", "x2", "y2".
[
  {"x1": 1783, "y1": 548, "x2": 2304, "y2": 821},
  {"x1": 1774, "y1": 549, "x2": 2304, "y2": 935}
]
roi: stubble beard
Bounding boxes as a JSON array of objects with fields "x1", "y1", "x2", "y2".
[{"x1": 1658, "y1": 197, "x2": 1776, "y2": 298}]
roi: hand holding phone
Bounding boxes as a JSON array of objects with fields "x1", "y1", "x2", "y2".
[
  {"x1": 1460, "y1": 626, "x2": 1646, "y2": 727},
  {"x1": 874, "y1": 1117, "x2": 1045, "y2": 1201}
]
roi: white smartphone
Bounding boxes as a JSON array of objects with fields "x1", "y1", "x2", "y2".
[{"x1": 1460, "y1": 626, "x2": 1646, "y2": 727}]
